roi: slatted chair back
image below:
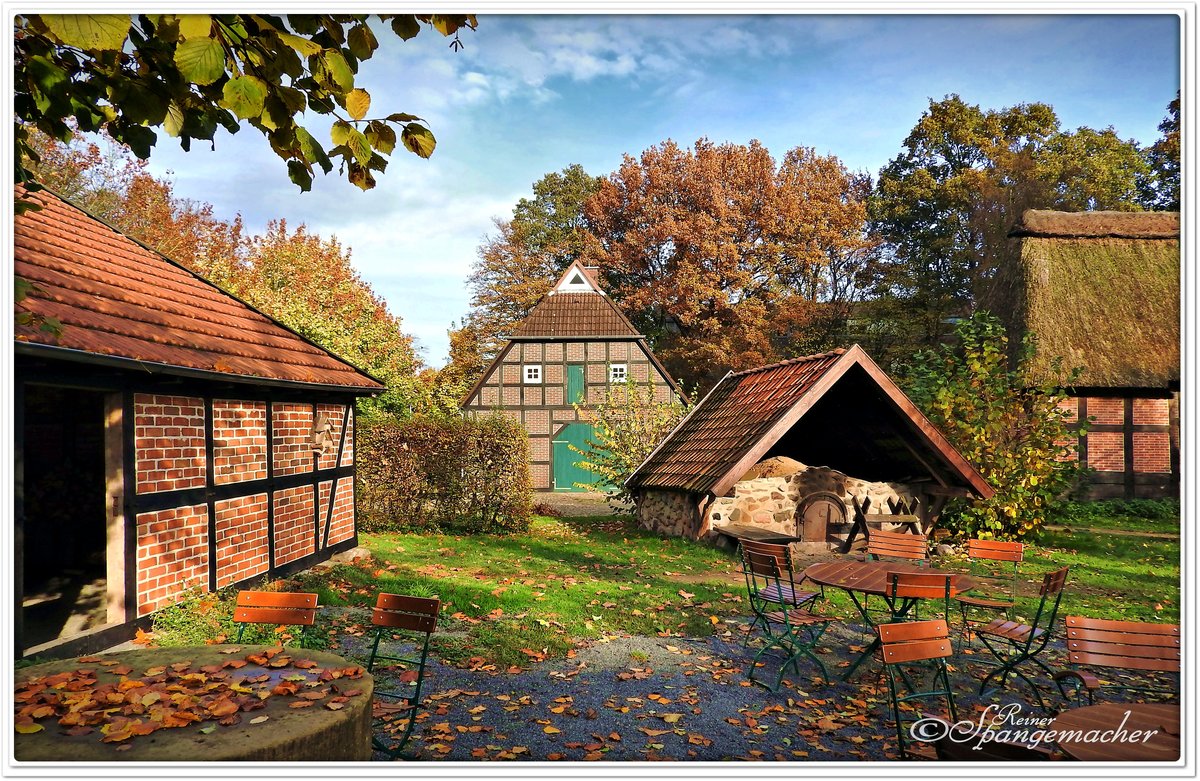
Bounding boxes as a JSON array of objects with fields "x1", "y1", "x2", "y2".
[
  {"x1": 233, "y1": 591, "x2": 319, "y2": 645},
  {"x1": 1053, "y1": 616, "x2": 1180, "y2": 705},
  {"x1": 867, "y1": 529, "x2": 928, "y2": 563},
  {"x1": 958, "y1": 540, "x2": 1024, "y2": 631},
  {"x1": 369, "y1": 593, "x2": 441, "y2": 757},
  {"x1": 968, "y1": 539, "x2": 1024, "y2": 563},
  {"x1": 877, "y1": 619, "x2": 957, "y2": 759},
  {"x1": 1040, "y1": 566, "x2": 1070, "y2": 597},
  {"x1": 885, "y1": 571, "x2": 956, "y2": 623},
  {"x1": 740, "y1": 539, "x2": 793, "y2": 572}
]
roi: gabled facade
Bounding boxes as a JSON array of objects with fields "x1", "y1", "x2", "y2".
[
  {"x1": 15, "y1": 185, "x2": 382, "y2": 657},
  {"x1": 461, "y1": 261, "x2": 681, "y2": 491}
]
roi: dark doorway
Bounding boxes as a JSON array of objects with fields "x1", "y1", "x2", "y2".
[{"x1": 21, "y1": 386, "x2": 112, "y2": 650}]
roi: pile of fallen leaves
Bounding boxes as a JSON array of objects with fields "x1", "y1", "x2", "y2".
[{"x1": 14, "y1": 647, "x2": 365, "y2": 749}]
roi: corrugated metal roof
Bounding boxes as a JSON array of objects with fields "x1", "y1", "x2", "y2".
[
  {"x1": 511, "y1": 292, "x2": 642, "y2": 339},
  {"x1": 14, "y1": 185, "x2": 383, "y2": 391},
  {"x1": 628, "y1": 350, "x2": 846, "y2": 493}
]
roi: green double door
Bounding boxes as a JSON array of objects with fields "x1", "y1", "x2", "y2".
[{"x1": 552, "y1": 422, "x2": 596, "y2": 492}]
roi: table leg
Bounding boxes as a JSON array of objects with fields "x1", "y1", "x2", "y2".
[{"x1": 840, "y1": 593, "x2": 918, "y2": 681}]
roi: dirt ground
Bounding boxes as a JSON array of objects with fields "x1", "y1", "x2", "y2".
[{"x1": 533, "y1": 491, "x2": 625, "y2": 517}]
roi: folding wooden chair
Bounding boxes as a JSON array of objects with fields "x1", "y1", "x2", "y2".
[
  {"x1": 369, "y1": 593, "x2": 440, "y2": 757},
  {"x1": 878, "y1": 619, "x2": 957, "y2": 760},
  {"x1": 864, "y1": 529, "x2": 929, "y2": 564},
  {"x1": 976, "y1": 566, "x2": 1070, "y2": 712},
  {"x1": 742, "y1": 550, "x2": 837, "y2": 692},
  {"x1": 957, "y1": 539, "x2": 1023, "y2": 647},
  {"x1": 884, "y1": 571, "x2": 956, "y2": 625},
  {"x1": 232, "y1": 590, "x2": 319, "y2": 648},
  {"x1": 1053, "y1": 616, "x2": 1180, "y2": 705},
  {"x1": 738, "y1": 540, "x2": 820, "y2": 644}
]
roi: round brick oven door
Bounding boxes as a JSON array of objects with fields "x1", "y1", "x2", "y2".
[{"x1": 797, "y1": 492, "x2": 846, "y2": 542}]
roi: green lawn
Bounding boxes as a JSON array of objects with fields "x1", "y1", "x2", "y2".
[{"x1": 291, "y1": 505, "x2": 1180, "y2": 667}]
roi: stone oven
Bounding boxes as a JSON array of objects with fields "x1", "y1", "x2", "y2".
[{"x1": 626, "y1": 347, "x2": 994, "y2": 546}]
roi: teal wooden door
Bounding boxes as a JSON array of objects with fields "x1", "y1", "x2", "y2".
[
  {"x1": 566, "y1": 364, "x2": 585, "y2": 404},
  {"x1": 552, "y1": 423, "x2": 596, "y2": 491}
]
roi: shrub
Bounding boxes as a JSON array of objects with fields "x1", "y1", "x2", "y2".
[
  {"x1": 357, "y1": 413, "x2": 532, "y2": 534},
  {"x1": 572, "y1": 377, "x2": 691, "y2": 512},
  {"x1": 904, "y1": 311, "x2": 1086, "y2": 539}
]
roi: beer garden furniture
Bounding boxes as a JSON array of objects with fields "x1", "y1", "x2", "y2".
[
  {"x1": 975, "y1": 566, "x2": 1071, "y2": 712},
  {"x1": 957, "y1": 539, "x2": 1024, "y2": 648},
  {"x1": 367, "y1": 593, "x2": 441, "y2": 757},
  {"x1": 737, "y1": 539, "x2": 821, "y2": 644},
  {"x1": 233, "y1": 590, "x2": 321, "y2": 649},
  {"x1": 1047, "y1": 702, "x2": 1180, "y2": 762},
  {"x1": 742, "y1": 549, "x2": 838, "y2": 692},
  {"x1": 876, "y1": 619, "x2": 957, "y2": 760},
  {"x1": 803, "y1": 560, "x2": 973, "y2": 680},
  {"x1": 1052, "y1": 617, "x2": 1181, "y2": 705}
]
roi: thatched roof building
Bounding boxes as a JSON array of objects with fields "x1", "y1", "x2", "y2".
[
  {"x1": 993, "y1": 209, "x2": 1179, "y2": 390},
  {"x1": 989, "y1": 209, "x2": 1180, "y2": 499}
]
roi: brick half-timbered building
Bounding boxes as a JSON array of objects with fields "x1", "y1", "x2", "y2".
[
  {"x1": 990, "y1": 210, "x2": 1180, "y2": 499},
  {"x1": 14, "y1": 185, "x2": 383, "y2": 657},
  {"x1": 461, "y1": 261, "x2": 682, "y2": 491}
]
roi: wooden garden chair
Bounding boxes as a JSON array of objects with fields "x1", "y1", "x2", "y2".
[
  {"x1": 975, "y1": 566, "x2": 1070, "y2": 713},
  {"x1": 742, "y1": 550, "x2": 837, "y2": 692},
  {"x1": 233, "y1": 590, "x2": 319, "y2": 648},
  {"x1": 877, "y1": 619, "x2": 957, "y2": 760},
  {"x1": 884, "y1": 571, "x2": 957, "y2": 626},
  {"x1": 957, "y1": 539, "x2": 1023, "y2": 648},
  {"x1": 863, "y1": 529, "x2": 929, "y2": 564},
  {"x1": 737, "y1": 540, "x2": 820, "y2": 644},
  {"x1": 368, "y1": 593, "x2": 440, "y2": 757},
  {"x1": 1053, "y1": 616, "x2": 1180, "y2": 705}
]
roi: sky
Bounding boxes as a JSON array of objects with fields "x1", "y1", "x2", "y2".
[{"x1": 139, "y1": 12, "x2": 1182, "y2": 368}]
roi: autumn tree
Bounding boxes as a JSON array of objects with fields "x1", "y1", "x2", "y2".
[
  {"x1": 15, "y1": 13, "x2": 476, "y2": 193},
  {"x1": 462, "y1": 164, "x2": 605, "y2": 362},
  {"x1": 867, "y1": 95, "x2": 1149, "y2": 364},
  {"x1": 1139, "y1": 92, "x2": 1181, "y2": 211},
  {"x1": 582, "y1": 138, "x2": 874, "y2": 392}
]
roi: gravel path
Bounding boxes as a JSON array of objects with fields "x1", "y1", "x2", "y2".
[{"x1": 322, "y1": 612, "x2": 1107, "y2": 763}]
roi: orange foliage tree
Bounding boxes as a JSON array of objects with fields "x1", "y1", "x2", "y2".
[{"x1": 582, "y1": 138, "x2": 874, "y2": 391}]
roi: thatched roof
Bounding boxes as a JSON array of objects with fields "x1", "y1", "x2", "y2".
[{"x1": 993, "y1": 210, "x2": 1179, "y2": 389}]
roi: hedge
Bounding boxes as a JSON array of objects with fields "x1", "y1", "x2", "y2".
[{"x1": 357, "y1": 414, "x2": 532, "y2": 534}]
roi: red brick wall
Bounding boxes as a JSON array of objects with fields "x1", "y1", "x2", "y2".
[
  {"x1": 1133, "y1": 398, "x2": 1170, "y2": 426},
  {"x1": 1087, "y1": 431, "x2": 1125, "y2": 472},
  {"x1": 214, "y1": 494, "x2": 270, "y2": 588},
  {"x1": 316, "y1": 403, "x2": 349, "y2": 470},
  {"x1": 1087, "y1": 397, "x2": 1124, "y2": 425},
  {"x1": 321, "y1": 477, "x2": 356, "y2": 546},
  {"x1": 1133, "y1": 432, "x2": 1171, "y2": 473},
  {"x1": 272, "y1": 402, "x2": 314, "y2": 476},
  {"x1": 135, "y1": 504, "x2": 209, "y2": 616},
  {"x1": 213, "y1": 400, "x2": 268, "y2": 485},
  {"x1": 134, "y1": 394, "x2": 206, "y2": 493},
  {"x1": 273, "y1": 485, "x2": 316, "y2": 566}
]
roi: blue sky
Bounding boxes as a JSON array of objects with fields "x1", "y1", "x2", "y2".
[{"x1": 141, "y1": 13, "x2": 1182, "y2": 367}]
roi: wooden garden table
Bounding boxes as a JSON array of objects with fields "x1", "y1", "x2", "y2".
[
  {"x1": 14, "y1": 644, "x2": 374, "y2": 762},
  {"x1": 803, "y1": 560, "x2": 974, "y2": 680},
  {"x1": 1049, "y1": 702, "x2": 1180, "y2": 762}
]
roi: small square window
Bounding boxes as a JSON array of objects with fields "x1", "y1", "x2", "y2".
[
  {"x1": 523, "y1": 365, "x2": 542, "y2": 384},
  {"x1": 609, "y1": 364, "x2": 628, "y2": 383}
]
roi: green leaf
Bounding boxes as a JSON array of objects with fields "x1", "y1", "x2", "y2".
[
  {"x1": 220, "y1": 75, "x2": 268, "y2": 120},
  {"x1": 401, "y1": 123, "x2": 436, "y2": 158},
  {"x1": 347, "y1": 23, "x2": 378, "y2": 60},
  {"x1": 295, "y1": 126, "x2": 332, "y2": 173},
  {"x1": 345, "y1": 127, "x2": 372, "y2": 164},
  {"x1": 345, "y1": 89, "x2": 370, "y2": 121},
  {"x1": 174, "y1": 37, "x2": 226, "y2": 85},
  {"x1": 320, "y1": 50, "x2": 354, "y2": 92},
  {"x1": 386, "y1": 112, "x2": 422, "y2": 123},
  {"x1": 277, "y1": 31, "x2": 323, "y2": 57},
  {"x1": 287, "y1": 159, "x2": 313, "y2": 191},
  {"x1": 177, "y1": 14, "x2": 211, "y2": 40},
  {"x1": 40, "y1": 14, "x2": 130, "y2": 51},
  {"x1": 390, "y1": 15, "x2": 421, "y2": 41},
  {"x1": 330, "y1": 120, "x2": 353, "y2": 147},
  {"x1": 164, "y1": 101, "x2": 185, "y2": 137}
]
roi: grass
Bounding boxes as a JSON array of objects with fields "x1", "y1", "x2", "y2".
[
  {"x1": 288, "y1": 502, "x2": 1179, "y2": 667},
  {"x1": 1045, "y1": 498, "x2": 1180, "y2": 535}
]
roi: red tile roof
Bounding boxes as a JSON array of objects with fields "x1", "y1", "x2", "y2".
[
  {"x1": 510, "y1": 292, "x2": 642, "y2": 339},
  {"x1": 627, "y1": 345, "x2": 993, "y2": 499},
  {"x1": 14, "y1": 185, "x2": 383, "y2": 392}
]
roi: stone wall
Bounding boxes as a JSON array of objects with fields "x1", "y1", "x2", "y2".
[{"x1": 635, "y1": 489, "x2": 704, "y2": 538}]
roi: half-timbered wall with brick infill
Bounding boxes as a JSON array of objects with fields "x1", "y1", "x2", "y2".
[
  {"x1": 1061, "y1": 393, "x2": 1178, "y2": 499},
  {"x1": 131, "y1": 393, "x2": 357, "y2": 617},
  {"x1": 465, "y1": 340, "x2": 675, "y2": 490}
]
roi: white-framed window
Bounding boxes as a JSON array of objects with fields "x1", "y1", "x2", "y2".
[
  {"x1": 523, "y1": 365, "x2": 543, "y2": 384},
  {"x1": 608, "y1": 363, "x2": 628, "y2": 383}
]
